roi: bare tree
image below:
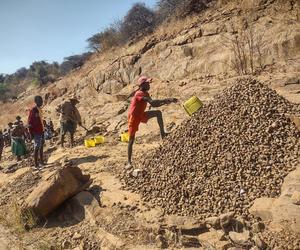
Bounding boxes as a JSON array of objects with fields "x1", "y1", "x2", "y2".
[{"x1": 221, "y1": 27, "x2": 267, "y2": 75}]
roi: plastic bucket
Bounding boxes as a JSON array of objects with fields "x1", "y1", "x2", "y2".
[
  {"x1": 120, "y1": 132, "x2": 129, "y2": 142},
  {"x1": 84, "y1": 139, "x2": 96, "y2": 148},
  {"x1": 183, "y1": 96, "x2": 203, "y2": 116},
  {"x1": 94, "y1": 136, "x2": 105, "y2": 144}
]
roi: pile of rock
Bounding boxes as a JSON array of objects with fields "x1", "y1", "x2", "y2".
[
  {"x1": 123, "y1": 79, "x2": 300, "y2": 219},
  {"x1": 259, "y1": 227, "x2": 300, "y2": 249}
]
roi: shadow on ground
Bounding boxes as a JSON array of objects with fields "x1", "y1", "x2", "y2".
[
  {"x1": 69, "y1": 155, "x2": 109, "y2": 166},
  {"x1": 43, "y1": 185, "x2": 104, "y2": 229}
]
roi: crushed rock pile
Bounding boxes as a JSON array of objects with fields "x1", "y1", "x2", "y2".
[{"x1": 123, "y1": 79, "x2": 300, "y2": 219}]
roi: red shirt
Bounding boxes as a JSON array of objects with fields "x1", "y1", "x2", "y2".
[
  {"x1": 28, "y1": 106, "x2": 44, "y2": 135},
  {"x1": 128, "y1": 90, "x2": 149, "y2": 119}
]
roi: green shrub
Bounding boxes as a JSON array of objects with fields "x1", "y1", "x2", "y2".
[
  {"x1": 120, "y1": 3, "x2": 155, "y2": 41},
  {"x1": 0, "y1": 83, "x2": 9, "y2": 96},
  {"x1": 87, "y1": 27, "x2": 121, "y2": 52}
]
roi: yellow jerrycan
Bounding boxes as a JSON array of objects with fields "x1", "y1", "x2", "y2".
[
  {"x1": 94, "y1": 135, "x2": 105, "y2": 144},
  {"x1": 120, "y1": 132, "x2": 130, "y2": 142},
  {"x1": 183, "y1": 96, "x2": 203, "y2": 116},
  {"x1": 84, "y1": 139, "x2": 96, "y2": 148}
]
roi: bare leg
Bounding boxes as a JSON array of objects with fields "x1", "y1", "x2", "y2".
[
  {"x1": 39, "y1": 144, "x2": 44, "y2": 165},
  {"x1": 128, "y1": 135, "x2": 135, "y2": 165},
  {"x1": 70, "y1": 132, "x2": 75, "y2": 148},
  {"x1": 34, "y1": 148, "x2": 39, "y2": 168},
  {"x1": 61, "y1": 133, "x2": 66, "y2": 148},
  {"x1": 145, "y1": 110, "x2": 167, "y2": 138}
]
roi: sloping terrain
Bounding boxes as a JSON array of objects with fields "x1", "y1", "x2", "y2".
[
  {"x1": 0, "y1": 0, "x2": 299, "y2": 130},
  {"x1": 0, "y1": 0, "x2": 300, "y2": 249}
]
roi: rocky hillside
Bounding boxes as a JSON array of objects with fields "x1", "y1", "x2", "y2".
[
  {"x1": 0, "y1": 0, "x2": 300, "y2": 249},
  {"x1": 0, "y1": 0, "x2": 299, "y2": 132}
]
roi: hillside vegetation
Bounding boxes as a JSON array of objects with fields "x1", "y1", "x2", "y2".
[{"x1": 0, "y1": 0, "x2": 212, "y2": 101}]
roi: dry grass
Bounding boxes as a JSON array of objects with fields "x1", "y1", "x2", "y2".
[
  {"x1": 35, "y1": 239, "x2": 60, "y2": 250},
  {"x1": 0, "y1": 202, "x2": 60, "y2": 249},
  {"x1": 155, "y1": 14, "x2": 201, "y2": 40},
  {"x1": 0, "y1": 202, "x2": 37, "y2": 234}
]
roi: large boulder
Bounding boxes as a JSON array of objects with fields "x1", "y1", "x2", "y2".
[
  {"x1": 291, "y1": 191, "x2": 300, "y2": 205},
  {"x1": 24, "y1": 165, "x2": 92, "y2": 218},
  {"x1": 250, "y1": 165, "x2": 300, "y2": 233},
  {"x1": 249, "y1": 196, "x2": 300, "y2": 233},
  {"x1": 281, "y1": 164, "x2": 300, "y2": 197}
]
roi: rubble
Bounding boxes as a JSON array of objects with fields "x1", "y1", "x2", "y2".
[
  {"x1": 291, "y1": 191, "x2": 300, "y2": 205},
  {"x1": 123, "y1": 79, "x2": 300, "y2": 219}
]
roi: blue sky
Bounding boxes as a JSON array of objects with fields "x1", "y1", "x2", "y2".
[{"x1": 0, "y1": 0, "x2": 157, "y2": 74}]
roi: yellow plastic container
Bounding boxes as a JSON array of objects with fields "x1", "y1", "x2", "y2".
[
  {"x1": 183, "y1": 96, "x2": 203, "y2": 116},
  {"x1": 120, "y1": 132, "x2": 129, "y2": 142},
  {"x1": 94, "y1": 136, "x2": 105, "y2": 144},
  {"x1": 84, "y1": 139, "x2": 96, "y2": 148}
]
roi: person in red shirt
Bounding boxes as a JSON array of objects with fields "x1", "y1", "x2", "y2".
[
  {"x1": 28, "y1": 96, "x2": 45, "y2": 169},
  {"x1": 127, "y1": 76, "x2": 178, "y2": 167}
]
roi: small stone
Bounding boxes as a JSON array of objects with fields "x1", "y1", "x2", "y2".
[
  {"x1": 72, "y1": 232, "x2": 83, "y2": 240},
  {"x1": 229, "y1": 230, "x2": 250, "y2": 245},
  {"x1": 271, "y1": 122, "x2": 278, "y2": 128},
  {"x1": 132, "y1": 169, "x2": 142, "y2": 177},
  {"x1": 291, "y1": 191, "x2": 300, "y2": 205}
]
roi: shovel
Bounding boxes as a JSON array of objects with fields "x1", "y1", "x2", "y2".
[{"x1": 79, "y1": 124, "x2": 92, "y2": 135}]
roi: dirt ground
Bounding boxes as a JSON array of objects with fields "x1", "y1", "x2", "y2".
[{"x1": 0, "y1": 72, "x2": 299, "y2": 249}]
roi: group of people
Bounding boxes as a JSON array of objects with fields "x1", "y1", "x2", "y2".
[
  {"x1": 0, "y1": 93, "x2": 82, "y2": 169},
  {"x1": 0, "y1": 76, "x2": 177, "y2": 169},
  {"x1": 0, "y1": 116, "x2": 29, "y2": 162},
  {"x1": 0, "y1": 102, "x2": 55, "y2": 166}
]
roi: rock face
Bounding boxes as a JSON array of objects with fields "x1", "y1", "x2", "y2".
[
  {"x1": 124, "y1": 79, "x2": 300, "y2": 219},
  {"x1": 24, "y1": 166, "x2": 92, "y2": 218},
  {"x1": 249, "y1": 164, "x2": 300, "y2": 233}
]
